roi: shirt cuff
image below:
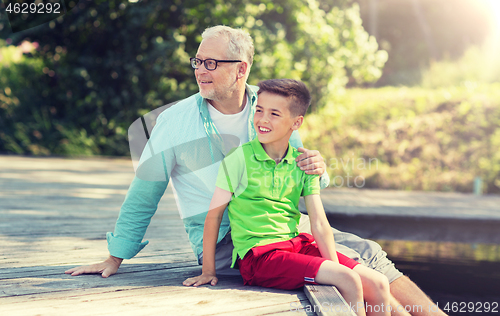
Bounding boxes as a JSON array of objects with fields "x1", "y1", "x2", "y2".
[
  {"x1": 106, "y1": 232, "x2": 149, "y2": 259},
  {"x1": 319, "y1": 171, "x2": 330, "y2": 190}
]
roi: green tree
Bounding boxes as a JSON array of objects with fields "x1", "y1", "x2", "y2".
[
  {"x1": 1, "y1": 0, "x2": 385, "y2": 155},
  {"x1": 242, "y1": 0, "x2": 387, "y2": 111}
]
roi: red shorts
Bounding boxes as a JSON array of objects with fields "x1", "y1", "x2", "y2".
[{"x1": 237, "y1": 233, "x2": 359, "y2": 290}]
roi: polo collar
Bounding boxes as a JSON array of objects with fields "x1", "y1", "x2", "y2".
[{"x1": 250, "y1": 138, "x2": 295, "y2": 165}]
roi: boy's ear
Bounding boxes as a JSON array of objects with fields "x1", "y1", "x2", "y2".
[
  {"x1": 292, "y1": 116, "x2": 304, "y2": 130},
  {"x1": 237, "y1": 62, "x2": 248, "y2": 79}
]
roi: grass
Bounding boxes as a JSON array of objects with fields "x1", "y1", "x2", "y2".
[{"x1": 301, "y1": 84, "x2": 500, "y2": 193}]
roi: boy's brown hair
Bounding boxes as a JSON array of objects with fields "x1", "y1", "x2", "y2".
[{"x1": 257, "y1": 79, "x2": 311, "y2": 117}]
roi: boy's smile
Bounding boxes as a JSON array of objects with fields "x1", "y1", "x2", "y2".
[
  {"x1": 257, "y1": 126, "x2": 271, "y2": 134},
  {"x1": 254, "y1": 92, "x2": 303, "y2": 160}
]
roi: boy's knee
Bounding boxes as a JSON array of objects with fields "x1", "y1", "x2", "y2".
[
  {"x1": 344, "y1": 268, "x2": 363, "y2": 292},
  {"x1": 367, "y1": 272, "x2": 391, "y2": 300},
  {"x1": 376, "y1": 274, "x2": 391, "y2": 295}
]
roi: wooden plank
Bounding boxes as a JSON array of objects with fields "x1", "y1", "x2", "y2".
[
  {"x1": 0, "y1": 253, "x2": 314, "y2": 316},
  {"x1": 1, "y1": 271, "x2": 239, "y2": 304},
  {"x1": 3, "y1": 154, "x2": 500, "y2": 316},
  {"x1": 320, "y1": 188, "x2": 500, "y2": 220},
  {"x1": 0, "y1": 247, "x2": 193, "y2": 263},
  {"x1": 0, "y1": 255, "x2": 197, "y2": 279},
  {"x1": 0, "y1": 265, "x2": 202, "y2": 297},
  {"x1": 304, "y1": 285, "x2": 356, "y2": 316},
  {"x1": 0, "y1": 272, "x2": 309, "y2": 316},
  {"x1": 1, "y1": 284, "x2": 307, "y2": 316},
  {"x1": 3, "y1": 155, "x2": 315, "y2": 315},
  {"x1": 0, "y1": 227, "x2": 187, "y2": 241},
  {"x1": 0, "y1": 238, "x2": 191, "y2": 257},
  {"x1": 1, "y1": 271, "x2": 202, "y2": 307}
]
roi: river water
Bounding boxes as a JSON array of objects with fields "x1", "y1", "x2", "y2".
[
  {"x1": 377, "y1": 240, "x2": 500, "y2": 315},
  {"x1": 324, "y1": 211, "x2": 500, "y2": 315}
]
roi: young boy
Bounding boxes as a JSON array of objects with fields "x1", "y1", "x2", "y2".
[{"x1": 183, "y1": 79, "x2": 392, "y2": 316}]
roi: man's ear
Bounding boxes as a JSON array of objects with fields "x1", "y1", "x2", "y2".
[
  {"x1": 292, "y1": 116, "x2": 304, "y2": 130},
  {"x1": 237, "y1": 62, "x2": 248, "y2": 79}
]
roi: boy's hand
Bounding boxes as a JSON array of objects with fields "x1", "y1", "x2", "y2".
[
  {"x1": 183, "y1": 273, "x2": 218, "y2": 287},
  {"x1": 64, "y1": 255, "x2": 123, "y2": 278},
  {"x1": 296, "y1": 147, "x2": 326, "y2": 175}
]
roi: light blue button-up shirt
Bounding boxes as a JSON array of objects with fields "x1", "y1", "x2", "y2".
[{"x1": 107, "y1": 84, "x2": 329, "y2": 261}]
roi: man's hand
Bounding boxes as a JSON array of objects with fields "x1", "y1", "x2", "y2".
[
  {"x1": 64, "y1": 255, "x2": 123, "y2": 278},
  {"x1": 183, "y1": 273, "x2": 218, "y2": 287},
  {"x1": 296, "y1": 147, "x2": 326, "y2": 175}
]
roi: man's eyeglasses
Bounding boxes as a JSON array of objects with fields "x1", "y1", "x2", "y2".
[{"x1": 190, "y1": 58, "x2": 242, "y2": 71}]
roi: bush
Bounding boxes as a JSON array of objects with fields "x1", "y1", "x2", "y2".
[
  {"x1": 0, "y1": 40, "x2": 57, "y2": 155},
  {"x1": 1, "y1": 0, "x2": 386, "y2": 156},
  {"x1": 421, "y1": 44, "x2": 500, "y2": 88},
  {"x1": 301, "y1": 84, "x2": 500, "y2": 193}
]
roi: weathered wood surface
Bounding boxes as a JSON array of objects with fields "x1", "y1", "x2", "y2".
[
  {"x1": 2, "y1": 155, "x2": 499, "y2": 315},
  {"x1": 320, "y1": 188, "x2": 500, "y2": 220},
  {"x1": 318, "y1": 187, "x2": 500, "y2": 244},
  {"x1": 304, "y1": 285, "x2": 355, "y2": 316},
  {"x1": 0, "y1": 155, "x2": 314, "y2": 316}
]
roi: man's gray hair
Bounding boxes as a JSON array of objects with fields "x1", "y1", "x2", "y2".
[{"x1": 201, "y1": 25, "x2": 254, "y2": 67}]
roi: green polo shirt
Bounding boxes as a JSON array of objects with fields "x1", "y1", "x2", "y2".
[{"x1": 215, "y1": 138, "x2": 320, "y2": 267}]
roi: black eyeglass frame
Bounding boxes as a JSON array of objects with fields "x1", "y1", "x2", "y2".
[{"x1": 190, "y1": 57, "x2": 242, "y2": 71}]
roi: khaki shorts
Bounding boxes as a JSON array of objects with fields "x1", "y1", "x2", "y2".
[{"x1": 203, "y1": 214, "x2": 403, "y2": 283}]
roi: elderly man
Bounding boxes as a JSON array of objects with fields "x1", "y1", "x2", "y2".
[{"x1": 66, "y1": 25, "x2": 445, "y2": 316}]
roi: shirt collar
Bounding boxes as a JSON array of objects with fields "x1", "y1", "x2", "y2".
[
  {"x1": 197, "y1": 84, "x2": 259, "y2": 158},
  {"x1": 250, "y1": 138, "x2": 295, "y2": 165},
  {"x1": 246, "y1": 84, "x2": 258, "y2": 105},
  {"x1": 245, "y1": 84, "x2": 258, "y2": 141}
]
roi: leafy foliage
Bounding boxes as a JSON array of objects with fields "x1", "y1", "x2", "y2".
[
  {"x1": 301, "y1": 84, "x2": 500, "y2": 193},
  {"x1": 240, "y1": 0, "x2": 387, "y2": 111},
  {"x1": 421, "y1": 45, "x2": 500, "y2": 88},
  {"x1": 0, "y1": 0, "x2": 385, "y2": 155}
]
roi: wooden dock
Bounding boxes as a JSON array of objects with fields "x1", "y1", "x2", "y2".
[
  {"x1": 0, "y1": 155, "x2": 317, "y2": 316},
  {"x1": 1, "y1": 155, "x2": 499, "y2": 315}
]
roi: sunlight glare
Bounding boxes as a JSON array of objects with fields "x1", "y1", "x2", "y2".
[{"x1": 486, "y1": 0, "x2": 500, "y2": 32}]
